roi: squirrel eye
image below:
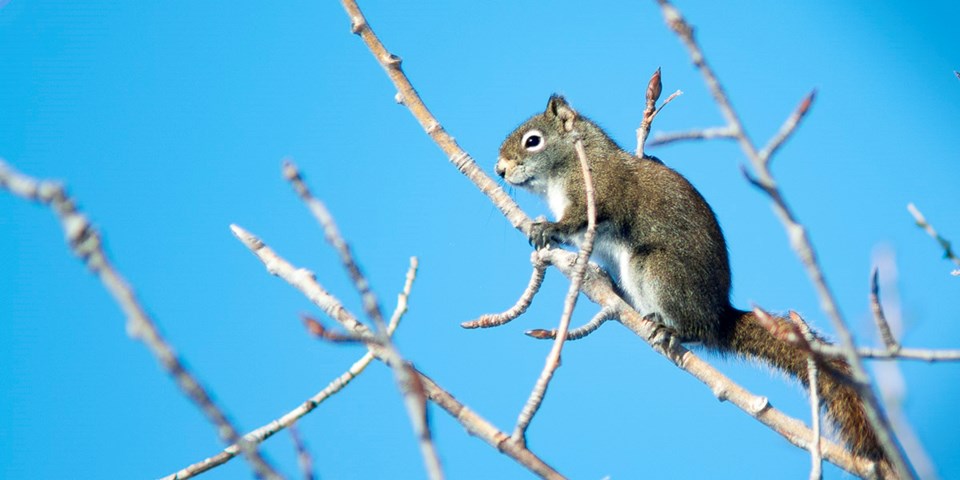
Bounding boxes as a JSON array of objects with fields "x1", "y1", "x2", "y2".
[{"x1": 521, "y1": 130, "x2": 545, "y2": 152}]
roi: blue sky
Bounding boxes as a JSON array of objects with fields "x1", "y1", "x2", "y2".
[{"x1": 2, "y1": 1, "x2": 958, "y2": 479}]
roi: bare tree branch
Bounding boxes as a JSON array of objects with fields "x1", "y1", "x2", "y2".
[
  {"x1": 789, "y1": 313, "x2": 824, "y2": 480},
  {"x1": 636, "y1": 68, "x2": 684, "y2": 154},
  {"x1": 512, "y1": 140, "x2": 598, "y2": 445},
  {"x1": 161, "y1": 351, "x2": 376, "y2": 479},
  {"x1": 759, "y1": 90, "x2": 817, "y2": 165},
  {"x1": 871, "y1": 269, "x2": 900, "y2": 351},
  {"x1": 462, "y1": 252, "x2": 547, "y2": 329},
  {"x1": 870, "y1": 252, "x2": 941, "y2": 479},
  {"x1": 281, "y1": 160, "x2": 443, "y2": 480},
  {"x1": 636, "y1": 67, "x2": 663, "y2": 156},
  {"x1": 231, "y1": 225, "x2": 565, "y2": 479},
  {"x1": 648, "y1": 125, "x2": 737, "y2": 147},
  {"x1": 0, "y1": 160, "x2": 281, "y2": 480},
  {"x1": 160, "y1": 258, "x2": 417, "y2": 480},
  {"x1": 288, "y1": 424, "x2": 315, "y2": 480},
  {"x1": 653, "y1": 2, "x2": 912, "y2": 476},
  {"x1": 526, "y1": 307, "x2": 617, "y2": 341},
  {"x1": 907, "y1": 203, "x2": 960, "y2": 276},
  {"x1": 538, "y1": 249, "x2": 881, "y2": 477},
  {"x1": 338, "y1": 0, "x2": 530, "y2": 234}
]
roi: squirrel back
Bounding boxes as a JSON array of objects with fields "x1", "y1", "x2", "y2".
[{"x1": 496, "y1": 95, "x2": 890, "y2": 474}]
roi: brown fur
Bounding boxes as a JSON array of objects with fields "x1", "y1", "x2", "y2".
[
  {"x1": 722, "y1": 310, "x2": 884, "y2": 461},
  {"x1": 497, "y1": 95, "x2": 890, "y2": 470}
]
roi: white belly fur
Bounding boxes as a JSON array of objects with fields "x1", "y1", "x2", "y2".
[
  {"x1": 591, "y1": 235, "x2": 663, "y2": 323},
  {"x1": 544, "y1": 184, "x2": 665, "y2": 326},
  {"x1": 546, "y1": 180, "x2": 570, "y2": 221}
]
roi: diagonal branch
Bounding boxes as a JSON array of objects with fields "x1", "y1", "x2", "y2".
[
  {"x1": 281, "y1": 160, "x2": 442, "y2": 480},
  {"x1": 231, "y1": 225, "x2": 565, "y2": 479},
  {"x1": 512, "y1": 140, "x2": 598, "y2": 445},
  {"x1": 0, "y1": 160, "x2": 281, "y2": 480},
  {"x1": 653, "y1": 1, "x2": 912, "y2": 477},
  {"x1": 338, "y1": 0, "x2": 530, "y2": 234},
  {"x1": 160, "y1": 258, "x2": 418, "y2": 480},
  {"x1": 462, "y1": 252, "x2": 547, "y2": 329},
  {"x1": 539, "y1": 248, "x2": 880, "y2": 477},
  {"x1": 907, "y1": 202, "x2": 960, "y2": 275}
]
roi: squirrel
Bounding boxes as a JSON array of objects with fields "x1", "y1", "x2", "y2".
[{"x1": 495, "y1": 95, "x2": 888, "y2": 471}]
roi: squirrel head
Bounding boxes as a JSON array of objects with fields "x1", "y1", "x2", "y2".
[{"x1": 495, "y1": 95, "x2": 580, "y2": 194}]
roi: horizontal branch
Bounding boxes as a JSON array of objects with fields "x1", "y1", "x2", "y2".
[{"x1": 647, "y1": 126, "x2": 737, "y2": 147}]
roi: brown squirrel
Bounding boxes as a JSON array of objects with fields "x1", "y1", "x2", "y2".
[{"x1": 495, "y1": 95, "x2": 888, "y2": 470}]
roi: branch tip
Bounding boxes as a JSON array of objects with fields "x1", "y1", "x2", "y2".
[
  {"x1": 798, "y1": 89, "x2": 817, "y2": 117},
  {"x1": 525, "y1": 329, "x2": 554, "y2": 340},
  {"x1": 646, "y1": 67, "x2": 663, "y2": 104}
]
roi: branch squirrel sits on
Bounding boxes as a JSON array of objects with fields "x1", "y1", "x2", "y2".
[{"x1": 495, "y1": 95, "x2": 888, "y2": 470}]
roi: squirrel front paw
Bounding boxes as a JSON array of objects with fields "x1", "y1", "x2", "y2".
[{"x1": 529, "y1": 220, "x2": 562, "y2": 249}]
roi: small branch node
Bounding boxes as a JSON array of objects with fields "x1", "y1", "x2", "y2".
[
  {"x1": 384, "y1": 53, "x2": 402, "y2": 67},
  {"x1": 711, "y1": 385, "x2": 729, "y2": 402},
  {"x1": 349, "y1": 16, "x2": 366, "y2": 34},
  {"x1": 749, "y1": 395, "x2": 771, "y2": 415}
]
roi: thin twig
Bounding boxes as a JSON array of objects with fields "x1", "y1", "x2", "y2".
[
  {"x1": 869, "y1": 252, "x2": 941, "y2": 480},
  {"x1": 526, "y1": 307, "x2": 617, "y2": 341},
  {"x1": 857, "y1": 348, "x2": 960, "y2": 361},
  {"x1": 797, "y1": 342, "x2": 960, "y2": 362},
  {"x1": 162, "y1": 352, "x2": 376, "y2": 479},
  {"x1": 907, "y1": 203, "x2": 960, "y2": 274},
  {"x1": 758, "y1": 90, "x2": 817, "y2": 165},
  {"x1": 636, "y1": 67, "x2": 684, "y2": 155},
  {"x1": 281, "y1": 161, "x2": 443, "y2": 480},
  {"x1": 462, "y1": 252, "x2": 547, "y2": 329},
  {"x1": 231, "y1": 225, "x2": 564, "y2": 479},
  {"x1": 789, "y1": 313, "x2": 823, "y2": 480},
  {"x1": 654, "y1": 2, "x2": 911, "y2": 476},
  {"x1": 637, "y1": 68, "x2": 663, "y2": 155},
  {"x1": 870, "y1": 269, "x2": 899, "y2": 351},
  {"x1": 807, "y1": 352, "x2": 824, "y2": 480},
  {"x1": 288, "y1": 424, "x2": 316, "y2": 480},
  {"x1": 302, "y1": 314, "x2": 366, "y2": 343},
  {"x1": 283, "y1": 160, "x2": 388, "y2": 331},
  {"x1": 512, "y1": 140, "x2": 598, "y2": 445},
  {"x1": 0, "y1": 160, "x2": 281, "y2": 480},
  {"x1": 390, "y1": 257, "x2": 419, "y2": 329},
  {"x1": 161, "y1": 259, "x2": 417, "y2": 480},
  {"x1": 647, "y1": 126, "x2": 737, "y2": 147}
]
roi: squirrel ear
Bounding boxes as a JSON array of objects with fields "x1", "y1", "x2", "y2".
[{"x1": 545, "y1": 94, "x2": 577, "y2": 132}]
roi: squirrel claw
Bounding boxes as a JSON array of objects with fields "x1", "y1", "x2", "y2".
[{"x1": 528, "y1": 220, "x2": 558, "y2": 250}]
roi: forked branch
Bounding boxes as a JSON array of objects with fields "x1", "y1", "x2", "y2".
[{"x1": 654, "y1": 1, "x2": 911, "y2": 476}]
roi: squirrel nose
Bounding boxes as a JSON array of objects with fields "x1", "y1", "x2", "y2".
[{"x1": 494, "y1": 158, "x2": 507, "y2": 177}]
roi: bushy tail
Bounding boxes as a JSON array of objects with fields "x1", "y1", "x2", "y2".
[{"x1": 720, "y1": 310, "x2": 887, "y2": 465}]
